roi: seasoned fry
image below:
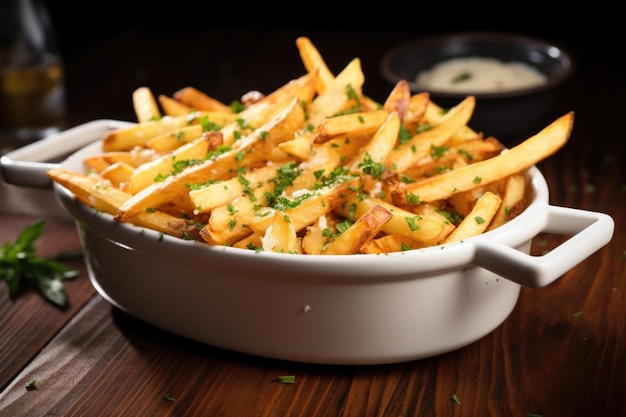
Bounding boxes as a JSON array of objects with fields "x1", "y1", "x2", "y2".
[
  {"x1": 84, "y1": 152, "x2": 134, "y2": 172},
  {"x1": 100, "y1": 161, "x2": 135, "y2": 187},
  {"x1": 124, "y1": 135, "x2": 211, "y2": 195},
  {"x1": 382, "y1": 80, "x2": 410, "y2": 120},
  {"x1": 323, "y1": 205, "x2": 393, "y2": 255},
  {"x1": 47, "y1": 36, "x2": 574, "y2": 255},
  {"x1": 334, "y1": 195, "x2": 455, "y2": 246},
  {"x1": 261, "y1": 211, "x2": 301, "y2": 253},
  {"x1": 46, "y1": 168, "x2": 200, "y2": 239},
  {"x1": 392, "y1": 112, "x2": 573, "y2": 206},
  {"x1": 315, "y1": 110, "x2": 388, "y2": 144},
  {"x1": 442, "y1": 191, "x2": 502, "y2": 243},
  {"x1": 173, "y1": 86, "x2": 232, "y2": 113},
  {"x1": 249, "y1": 175, "x2": 361, "y2": 236},
  {"x1": 307, "y1": 58, "x2": 365, "y2": 126},
  {"x1": 132, "y1": 87, "x2": 161, "y2": 122},
  {"x1": 348, "y1": 111, "x2": 399, "y2": 175},
  {"x1": 359, "y1": 233, "x2": 425, "y2": 254},
  {"x1": 296, "y1": 36, "x2": 336, "y2": 95},
  {"x1": 158, "y1": 94, "x2": 193, "y2": 116},
  {"x1": 401, "y1": 136, "x2": 504, "y2": 179},
  {"x1": 487, "y1": 173, "x2": 526, "y2": 230},
  {"x1": 199, "y1": 184, "x2": 273, "y2": 246},
  {"x1": 189, "y1": 164, "x2": 284, "y2": 214},
  {"x1": 102, "y1": 113, "x2": 199, "y2": 152},
  {"x1": 385, "y1": 95, "x2": 475, "y2": 173}
]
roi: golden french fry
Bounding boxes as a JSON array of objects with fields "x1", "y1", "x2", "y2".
[
  {"x1": 385, "y1": 95, "x2": 475, "y2": 173},
  {"x1": 173, "y1": 86, "x2": 232, "y2": 113},
  {"x1": 442, "y1": 191, "x2": 502, "y2": 244},
  {"x1": 359, "y1": 233, "x2": 425, "y2": 254},
  {"x1": 392, "y1": 112, "x2": 574, "y2": 206},
  {"x1": 260, "y1": 211, "x2": 301, "y2": 253},
  {"x1": 84, "y1": 152, "x2": 134, "y2": 173},
  {"x1": 488, "y1": 173, "x2": 526, "y2": 230},
  {"x1": 348, "y1": 111, "x2": 400, "y2": 174},
  {"x1": 296, "y1": 36, "x2": 336, "y2": 95},
  {"x1": 125, "y1": 136, "x2": 210, "y2": 195},
  {"x1": 103, "y1": 111, "x2": 235, "y2": 152},
  {"x1": 189, "y1": 164, "x2": 282, "y2": 214},
  {"x1": 401, "y1": 136, "x2": 504, "y2": 179},
  {"x1": 423, "y1": 99, "x2": 478, "y2": 142},
  {"x1": 315, "y1": 110, "x2": 389, "y2": 144},
  {"x1": 102, "y1": 114, "x2": 199, "y2": 152},
  {"x1": 146, "y1": 124, "x2": 204, "y2": 153},
  {"x1": 403, "y1": 92, "x2": 430, "y2": 133},
  {"x1": 100, "y1": 161, "x2": 135, "y2": 188},
  {"x1": 158, "y1": 94, "x2": 193, "y2": 116},
  {"x1": 249, "y1": 175, "x2": 361, "y2": 236},
  {"x1": 278, "y1": 131, "x2": 315, "y2": 160},
  {"x1": 382, "y1": 80, "x2": 411, "y2": 120},
  {"x1": 301, "y1": 213, "x2": 341, "y2": 255},
  {"x1": 132, "y1": 86, "x2": 161, "y2": 123},
  {"x1": 308, "y1": 58, "x2": 365, "y2": 126},
  {"x1": 232, "y1": 233, "x2": 263, "y2": 251},
  {"x1": 218, "y1": 71, "x2": 318, "y2": 147},
  {"x1": 323, "y1": 205, "x2": 393, "y2": 255},
  {"x1": 334, "y1": 195, "x2": 455, "y2": 246},
  {"x1": 199, "y1": 188, "x2": 268, "y2": 246},
  {"x1": 46, "y1": 168, "x2": 200, "y2": 239}
]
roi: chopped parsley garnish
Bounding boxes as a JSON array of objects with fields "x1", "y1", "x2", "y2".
[
  {"x1": 398, "y1": 124, "x2": 411, "y2": 144},
  {"x1": 230, "y1": 100, "x2": 245, "y2": 113},
  {"x1": 277, "y1": 375, "x2": 295, "y2": 384},
  {"x1": 199, "y1": 114, "x2": 221, "y2": 132},
  {"x1": 358, "y1": 153, "x2": 386, "y2": 179},
  {"x1": 430, "y1": 144, "x2": 449, "y2": 159},
  {"x1": 404, "y1": 191, "x2": 420, "y2": 205},
  {"x1": 452, "y1": 71, "x2": 472, "y2": 84},
  {"x1": 404, "y1": 216, "x2": 421, "y2": 232}
]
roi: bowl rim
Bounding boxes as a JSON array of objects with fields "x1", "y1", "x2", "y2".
[
  {"x1": 52, "y1": 140, "x2": 550, "y2": 283},
  {"x1": 380, "y1": 31, "x2": 575, "y2": 100}
]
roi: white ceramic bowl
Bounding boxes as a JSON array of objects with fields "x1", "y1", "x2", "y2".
[{"x1": 1, "y1": 120, "x2": 614, "y2": 365}]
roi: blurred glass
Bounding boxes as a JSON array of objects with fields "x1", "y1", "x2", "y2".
[{"x1": 0, "y1": 0, "x2": 66, "y2": 153}]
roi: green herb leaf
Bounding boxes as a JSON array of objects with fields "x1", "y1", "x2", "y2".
[
  {"x1": 277, "y1": 375, "x2": 295, "y2": 384},
  {"x1": 452, "y1": 71, "x2": 472, "y2": 84},
  {"x1": 0, "y1": 219, "x2": 81, "y2": 308}
]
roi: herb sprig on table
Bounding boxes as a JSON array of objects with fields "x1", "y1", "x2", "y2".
[{"x1": 0, "y1": 218, "x2": 81, "y2": 308}]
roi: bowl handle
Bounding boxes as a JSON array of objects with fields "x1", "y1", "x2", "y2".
[
  {"x1": 474, "y1": 205, "x2": 614, "y2": 288},
  {"x1": 0, "y1": 119, "x2": 132, "y2": 189}
]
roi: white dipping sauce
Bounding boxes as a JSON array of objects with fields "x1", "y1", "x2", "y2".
[{"x1": 415, "y1": 57, "x2": 547, "y2": 93}]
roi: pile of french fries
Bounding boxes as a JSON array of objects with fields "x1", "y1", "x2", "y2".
[{"x1": 47, "y1": 37, "x2": 574, "y2": 255}]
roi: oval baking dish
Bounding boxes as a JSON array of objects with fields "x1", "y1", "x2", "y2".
[{"x1": 0, "y1": 120, "x2": 615, "y2": 365}]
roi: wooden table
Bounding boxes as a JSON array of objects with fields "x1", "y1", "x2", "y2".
[{"x1": 1, "y1": 29, "x2": 624, "y2": 416}]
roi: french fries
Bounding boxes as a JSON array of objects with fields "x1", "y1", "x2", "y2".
[{"x1": 46, "y1": 36, "x2": 575, "y2": 255}]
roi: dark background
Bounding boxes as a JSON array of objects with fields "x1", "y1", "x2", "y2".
[
  {"x1": 40, "y1": 1, "x2": 624, "y2": 130},
  {"x1": 44, "y1": 2, "x2": 620, "y2": 58}
]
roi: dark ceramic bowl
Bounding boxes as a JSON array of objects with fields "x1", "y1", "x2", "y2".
[{"x1": 380, "y1": 32, "x2": 574, "y2": 144}]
